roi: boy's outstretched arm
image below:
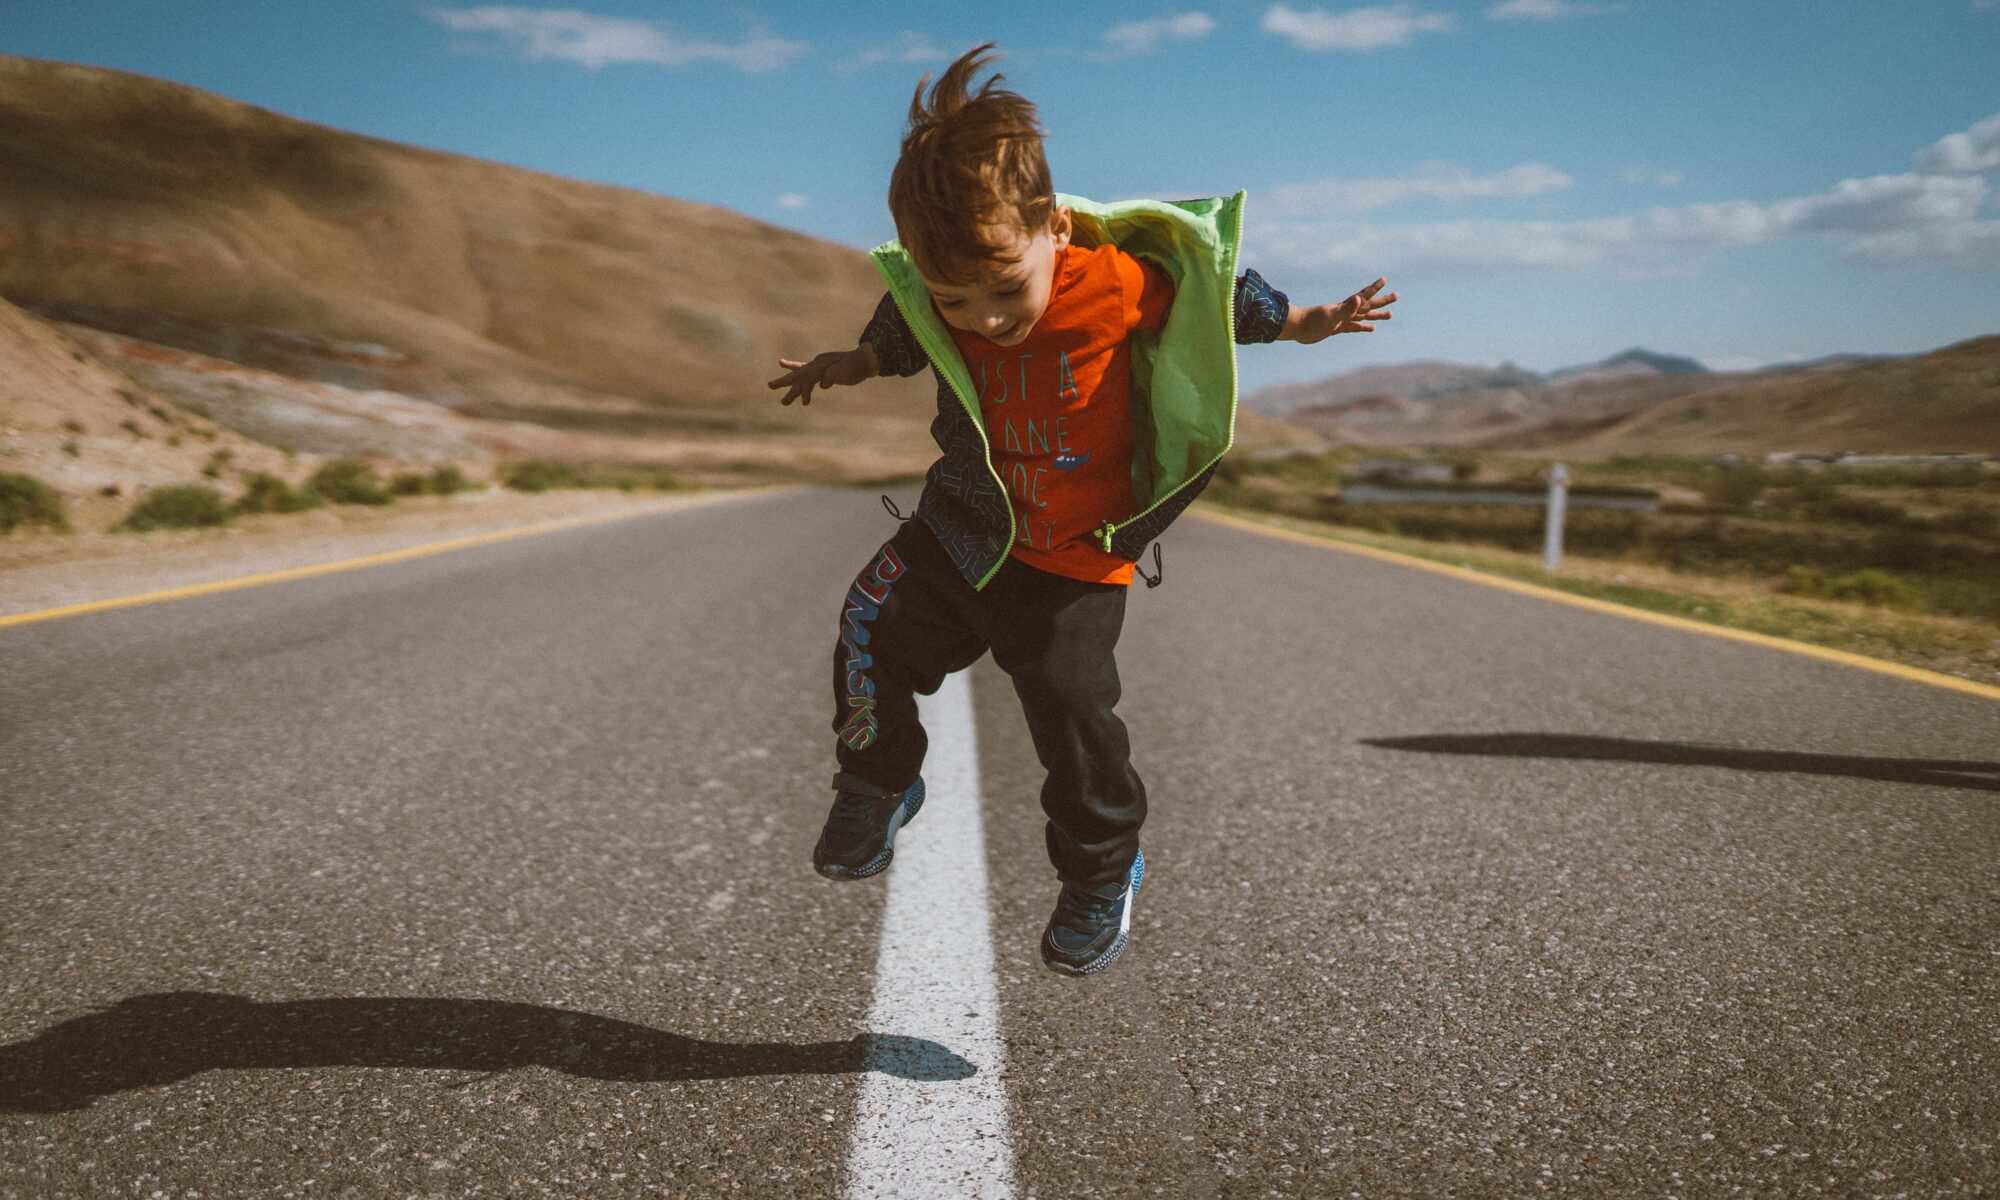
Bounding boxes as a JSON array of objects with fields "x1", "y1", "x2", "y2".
[
  {"x1": 768, "y1": 343, "x2": 879, "y2": 406},
  {"x1": 768, "y1": 293, "x2": 929, "y2": 405},
  {"x1": 1279, "y1": 277, "x2": 1397, "y2": 345}
]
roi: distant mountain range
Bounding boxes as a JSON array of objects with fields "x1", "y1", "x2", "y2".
[
  {"x1": 1546, "y1": 348, "x2": 1707, "y2": 383},
  {"x1": 1245, "y1": 341, "x2": 1999, "y2": 454}
]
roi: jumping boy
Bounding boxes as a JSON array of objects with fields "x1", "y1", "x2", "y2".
[{"x1": 769, "y1": 44, "x2": 1394, "y2": 976}]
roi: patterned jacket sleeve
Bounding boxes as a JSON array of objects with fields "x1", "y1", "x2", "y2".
[
  {"x1": 860, "y1": 292, "x2": 928, "y2": 378},
  {"x1": 1233, "y1": 269, "x2": 1290, "y2": 345}
]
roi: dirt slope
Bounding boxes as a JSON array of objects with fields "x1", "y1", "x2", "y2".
[
  {"x1": 0, "y1": 295, "x2": 302, "y2": 525},
  {"x1": 0, "y1": 55, "x2": 924, "y2": 427}
]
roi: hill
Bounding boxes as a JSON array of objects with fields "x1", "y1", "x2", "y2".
[
  {"x1": 0, "y1": 55, "x2": 937, "y2": 478},
  {"x1": 1512, "y1": 334, "x2": 2000, "y2": 455},
  {"x1": 1548, "y1": 347, "x2": 1707, "y2": 383},
  {"x1": 1250, "y1": 338, "x2": 2000, "y2": 455}
]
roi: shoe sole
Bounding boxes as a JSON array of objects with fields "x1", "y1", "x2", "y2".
[
  {"x1": 1042, "y1": 850, "x2": 1145, "y2": 977},
  {"x1": 814, "y1": 779, "x2": 925, "y2": 881}
]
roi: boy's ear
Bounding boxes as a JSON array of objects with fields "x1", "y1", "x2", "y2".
[{"x1": 1049, "y1": 205, "x2": 1073, "y2": 251}]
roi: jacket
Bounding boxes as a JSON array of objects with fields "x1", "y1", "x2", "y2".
[{"x1": 861, "y1": 191, "x2": 1290, "y2": 590}]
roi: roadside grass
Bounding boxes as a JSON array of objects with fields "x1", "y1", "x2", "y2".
[
  {"x1": 390, "y1": 465, "x2": 473, "y2": 497},
  {"x1": 0, "y1": 472, "x2": 71, "y2": 533},
  {"x1": 232, "y1": 472, "x2": 323, "y2": 515},
  {"x1": 309, "y1": 457, "x2": 393, "y2": 506},
  {"x1": 7, "y1": 453, "x2": 699, "y2": 544},
  {"x1": 1200, "y1": 502, "x2": 2000, "y2": 687},
  {"x1": 123, "y1": 484, "x2": 231, "y2": 531},
  {"x1": 1210, "y1": 450, "x2": 2000, "y2": 625},
  {"x1": 502, "y1": 459, "x2": 689, "y2": 493}
]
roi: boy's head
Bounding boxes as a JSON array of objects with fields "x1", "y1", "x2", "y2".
[{"x1": 890, "y1": 44, "x2": 1072, "y2": 347}]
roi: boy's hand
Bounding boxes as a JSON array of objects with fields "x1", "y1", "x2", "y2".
[
  {"x1": 769, "y1": 344, "x2": 879, "y2": 406},
  {"x1": 1280, "y1": 277, "x2": 1396, "y2": 344}
]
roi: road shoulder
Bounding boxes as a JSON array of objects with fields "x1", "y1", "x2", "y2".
[{"x1": 0, "y1": 486, "x2": 773, "y2": 619}]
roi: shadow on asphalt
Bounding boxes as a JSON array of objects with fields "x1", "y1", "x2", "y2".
[
  {"x1": 1361, "y1": 733, "x2": 2000, "y2": 793},
  {"x1": 0, "y1": 991, "x2": 973, "y2": 1113}
]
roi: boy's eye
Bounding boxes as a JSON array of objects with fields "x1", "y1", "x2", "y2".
[
  {"x1": 936, "y1": 297, "x2": 965, "y2": 309},
  {"x1": 996, "y1": 285, "x2": 1023, "y2": 298}
]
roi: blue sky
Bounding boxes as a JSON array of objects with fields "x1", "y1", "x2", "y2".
[{"x1": 7, "y1": 1, "x2": 1998, "y2": 392}]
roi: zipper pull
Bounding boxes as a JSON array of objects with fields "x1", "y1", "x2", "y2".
[{"x1": 1098, "y1": 522, "x2": 1115, "y2": 552}]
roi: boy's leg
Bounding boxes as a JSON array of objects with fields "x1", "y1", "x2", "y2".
[
  {"x1": 982, "y1": 561, "x2": 1146, "y2": 891},
  {"x1": 830, "y1": 519, "x2": 986, "y2": 792}
]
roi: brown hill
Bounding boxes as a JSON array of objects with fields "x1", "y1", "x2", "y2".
[
  {"x1": 1261, "y1": 337, "x2": 2000, "y2": 456},
  {"x1": 0, "y1": 55, "x2": 929, "y2": 436},
  {"x1": 0, "y1": 294, "x2": 302, "y2": 526},
  {"x1": 1498, "y1": 335, "x2": 2000, "y2": 455}
]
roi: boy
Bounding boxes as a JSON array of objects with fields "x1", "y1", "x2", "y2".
[{"x1": 769, "y1": 44, "x2": 1393, "y2": 976}]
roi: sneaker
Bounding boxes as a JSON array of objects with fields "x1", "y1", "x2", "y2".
[
  {"x1": 813, "y1": 773, "x2": 925, "y2": 880},
  {"x1": 1040, "y1": 849, "x2": 1146, "y2": 976}
]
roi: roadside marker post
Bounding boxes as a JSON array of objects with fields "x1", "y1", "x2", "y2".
[{"x1": 1543, "y1": 462, "x2": 1569, "y2": 573}]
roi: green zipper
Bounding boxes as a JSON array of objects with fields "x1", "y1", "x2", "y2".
[
  {"x1": 873, "y1": 264, "x2": 1017, "y2": 590},
  {"x1": 1094, "y1": 197, "x2": 1244, "y2": 553}
]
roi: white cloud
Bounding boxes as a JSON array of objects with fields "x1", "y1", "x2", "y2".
[
  {"x1": 835, "y1": 31, "x2": 949, "y2": 74},
  {"x1": 1261, "y1": 162, "x2": 1573, "y2": 216},
  {"x1": 1913, "y1": 112, "x2": 2000, "y2": 175},
  {"x1": 1771, "y1": 173, "x2": 1985, "y2": 235},
  {"x1": 1260, "y1": 3, "x2": 1455, "y2": 51},
  {"x1": 1102, "y1": 12, "x2": 1218, "y2": 59},
  {"x1": 1845, "y1": 221, "x2": 2000, "y2": 268},
  {"x1": 776, "y1": 193, "x2": 810, "y2": 211},
  {"x1": 1486, "y1": 0, "x2": 1609, "y2": 20},
  {"x1": 424, "y1": 6, "x2": 806, "y2": 73},
  {"x1": 1619, "y1": 166, "x2": 1685, "y2": 187},
  {"x1": 1248, "y1": 171, "x2": 1998, "y2": 273}
]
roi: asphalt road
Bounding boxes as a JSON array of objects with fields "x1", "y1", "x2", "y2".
[{"x1": 3, "y1": 487, "x2": 1995, "y2": 1198}]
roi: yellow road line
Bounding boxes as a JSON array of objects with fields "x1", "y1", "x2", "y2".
[
  {"x1": 0, "y1": 489, "x2": 772, "y2": 631},
  {"x1": 1192, "y1": 506, "x2": 2000, "y2": 703}
]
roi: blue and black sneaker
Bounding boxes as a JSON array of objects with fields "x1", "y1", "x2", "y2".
[
  {"x1": 812, "y1": 772, "x2": 926, "y2": 881},
  {"x1": 1040, "y1": 849, "x2": 1146, "y2": 976}
]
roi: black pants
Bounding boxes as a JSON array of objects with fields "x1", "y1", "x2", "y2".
[{"x1": 832, "y1": 519, "x2": 1146, "y2": 889}]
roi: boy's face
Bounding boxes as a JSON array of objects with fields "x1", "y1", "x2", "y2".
[{"x1": 918, "y1": 207, "x2": 1073, "y2": 348}]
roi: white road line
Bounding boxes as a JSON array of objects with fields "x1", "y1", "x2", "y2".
[{"x1": 844, "y1": 670, "x2": 1017, "y2": 1200}]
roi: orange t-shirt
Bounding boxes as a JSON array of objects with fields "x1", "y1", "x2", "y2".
[{"x1": 947, "y1": 243, "x2": 1175, "y2": 585}]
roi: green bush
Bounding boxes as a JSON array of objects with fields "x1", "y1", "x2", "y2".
[
  {"x1": 384, "y1": 465, "x2": 477, "y2": 496},
  {"x1": 1780, "y1": 565, "x2": 1830, "y2": 596},
  {"x1": 501, "y1": 460, "x2": 679, "y2": 492},
  {"x1": 310, "y1": 457, "x2": 392, "y2": 505},
  {"x1": 124, "y1": 485, "x2": 230, "y2": 531},
  {"x1": 232, "y1": 472, "x2": 321, "y2": 515},
  {"x1": 503, "y1": 460, "x2": 579, "y2": 493},
  {"x1": 1826, "y1": 569, "x2": 1924, "y2": 611},
  {"x1": 1778, "y1": 564, "x2": 1922, "y2": 611},
  {"x1": 0, "y1": 472, "x2": 70, "y2": 533}
]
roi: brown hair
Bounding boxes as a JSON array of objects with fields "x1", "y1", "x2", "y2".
[{"x1": 888, "y1": 44, "x2": 1054, "y2": 284}]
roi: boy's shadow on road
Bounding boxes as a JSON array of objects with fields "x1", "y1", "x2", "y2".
[
  {"x1": 1362, "y1": 732, "x2": 2000, "y2": 793},
  {"x1": 0, "y1": 991, "x2": 973, "y2": 1114}
]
